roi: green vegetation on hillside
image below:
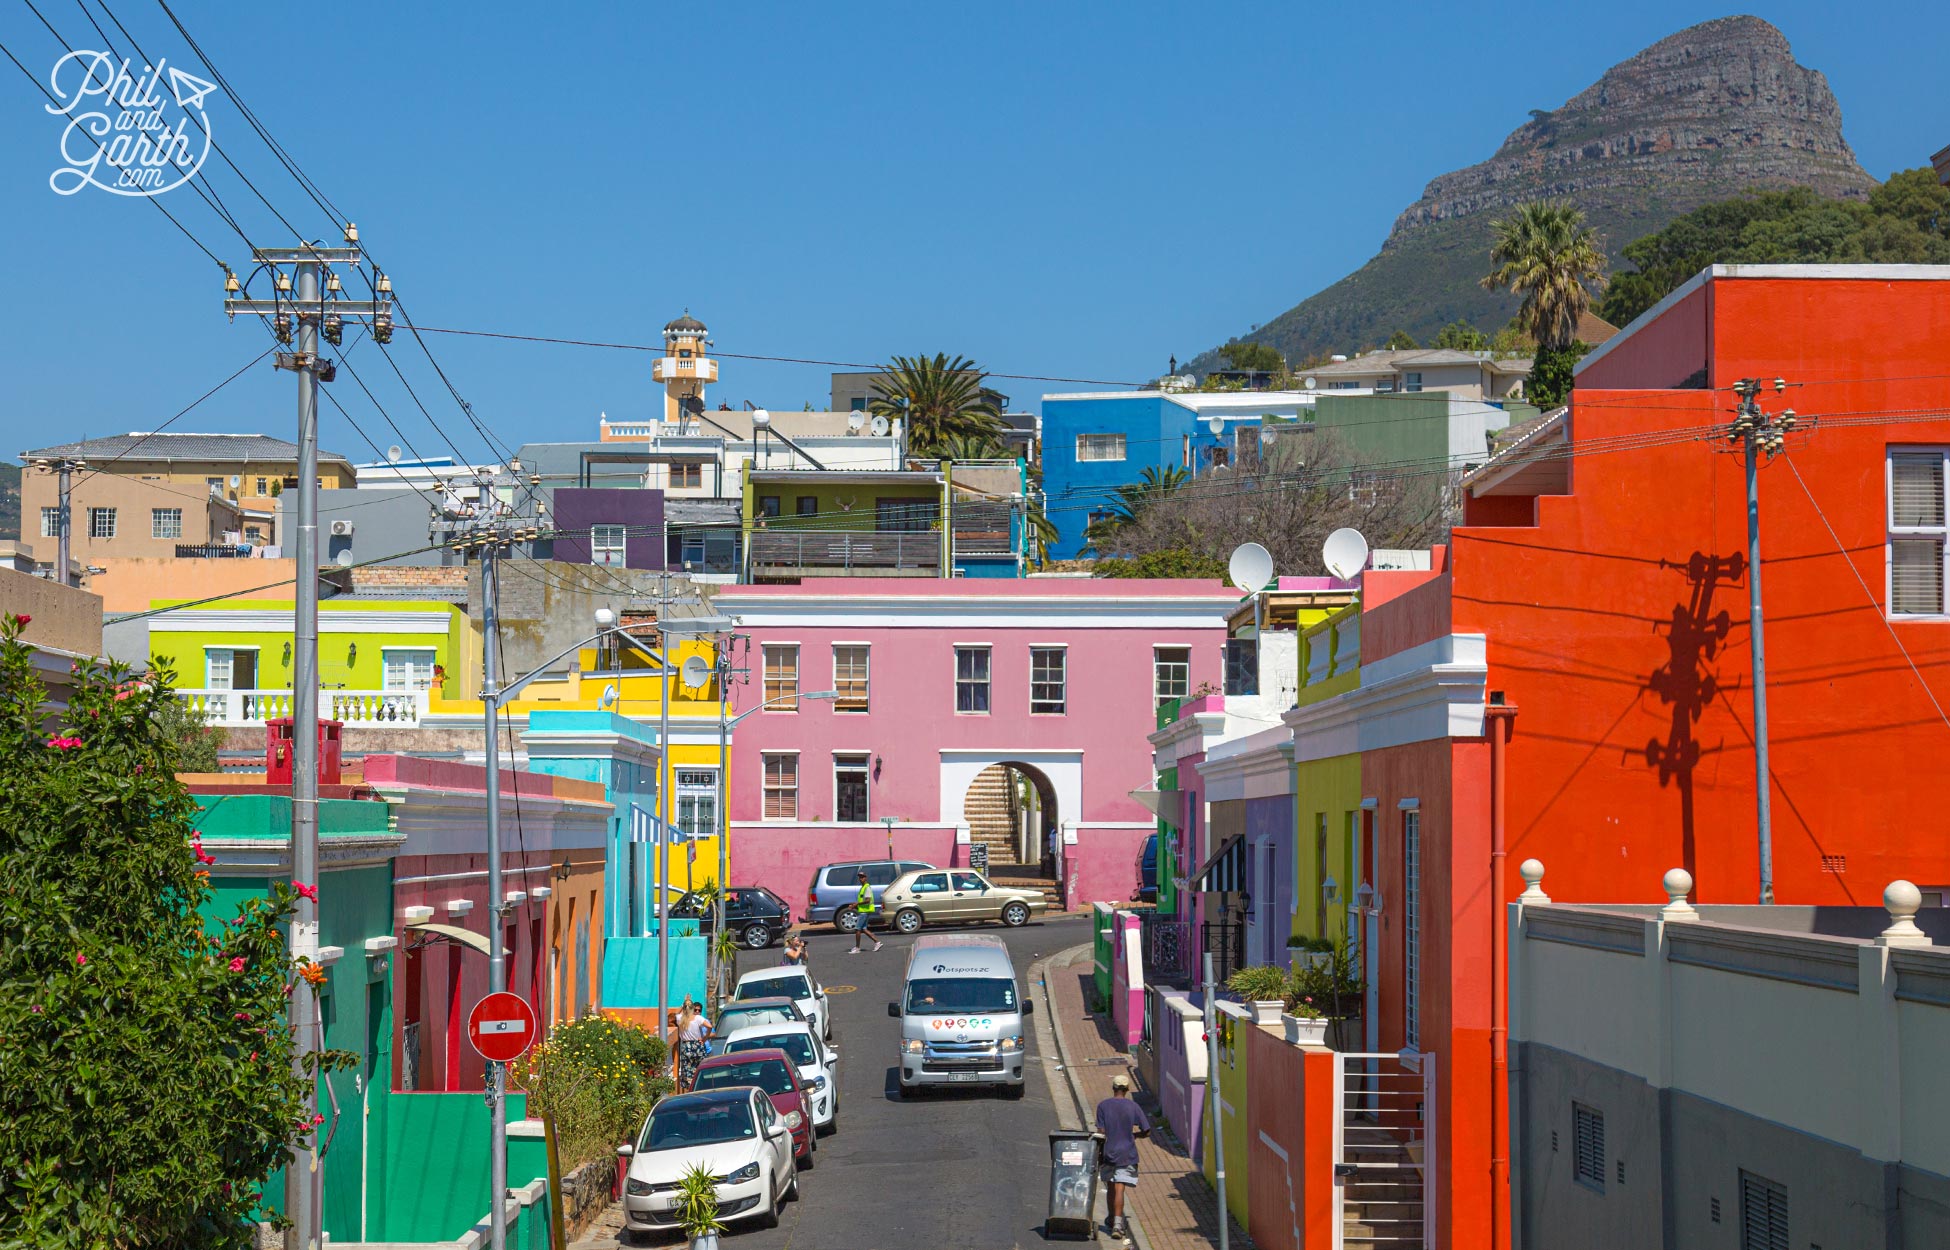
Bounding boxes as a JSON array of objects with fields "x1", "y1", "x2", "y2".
[
  {"x1": 0, "y1": 462, "x2": 19, "y2": 542},
  {"x1": 1599, "y1": 169, "x2": 1950, "y2": 326}
]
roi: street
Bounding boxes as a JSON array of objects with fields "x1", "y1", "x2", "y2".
[{"x1": 649, "y1": 913, "x2": 1090, "y2": 1250}]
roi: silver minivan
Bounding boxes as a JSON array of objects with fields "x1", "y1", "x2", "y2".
[{"x1": 886, "y1": 934, "x2": 1032, "y2": 1098}]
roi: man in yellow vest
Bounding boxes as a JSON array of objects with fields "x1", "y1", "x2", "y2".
[{"x1": 849, "y1": 869, "x2": 885, "y2": 954}]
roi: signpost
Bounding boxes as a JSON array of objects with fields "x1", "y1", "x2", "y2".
[{"x1": 467, "y1": 991, "x2": 539, "y2": 1064}]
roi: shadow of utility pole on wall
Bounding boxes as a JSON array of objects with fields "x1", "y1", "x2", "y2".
[{"x1": 1643, "y1": 551, "x2": 1741, "y2": 881}]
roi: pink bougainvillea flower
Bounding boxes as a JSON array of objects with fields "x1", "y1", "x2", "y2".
[
  {"x1": 229, "y1": 956, "x2": 247, "y2": 972},
  {"x1": 293, "y1": 881, "x2": 318, "y2": 902},
  {"x1": 13, "y1": 613, "x2": 30, "y2": 626},
  {"x1": 45, "y1": 736, "x2": 82, "y2": 750}
]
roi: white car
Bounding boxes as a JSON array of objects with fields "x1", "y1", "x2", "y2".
[
  {"x1": 735, "y1": 965, "x2": 831, "y2": 1040},
  {"x1": 620, "y1": 1086, "x2": 798, "y2": 1235},
  {"x1": 723, "y1": 1021, "x2": 840, "y2": 1133}
]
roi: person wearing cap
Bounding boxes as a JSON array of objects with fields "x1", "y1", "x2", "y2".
[
  {"x1": 1094, "y1": 1073, "x2": 1150, "y2": 1245},
  {"x1": 848, "y1": 869, "x2": 884, "y2": 954}
]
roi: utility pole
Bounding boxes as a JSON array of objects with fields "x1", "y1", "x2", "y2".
[
  {"x1": 29, "y1": 457, "x2": 81, "y2": 586},
  {"x1": 222, "y1": 231, "x2": 391, "y2": 1250},
  {"x1": 1203, "y1": 951, "x2": 1229, "y2": 1250},
  {"x1": 479, "y1": 526, "x2": 510, "y2": 1250},
  {"x1": 657, "y1": 567, "x2": 671, "y2": 1044},
  {"x1": 1725, "y1": 378, "x2": 1797, "y2": 905}
]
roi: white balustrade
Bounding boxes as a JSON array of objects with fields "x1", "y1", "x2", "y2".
[{"x1": 176, "y1": 688, "x2": 429, "y2": 727}]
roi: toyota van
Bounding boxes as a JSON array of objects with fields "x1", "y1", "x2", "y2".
[{"x1": 887, "y1": 934, "x2": 1032, "y2": 1097}]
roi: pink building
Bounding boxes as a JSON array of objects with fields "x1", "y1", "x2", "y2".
[{"x1": 712, "y1": 579, "x2": 1237, "y2": 913}]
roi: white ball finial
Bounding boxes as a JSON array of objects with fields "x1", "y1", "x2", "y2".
[
  {"x1": 1879, "y1": 880, "x2": 1931, "y2": 947},
  {"x1": 1517, "y1": 859, "x2": 1549, "y2": 904},
  {"x1": 1660, "y1": 867, "x2": 1698, "y2": 921}
]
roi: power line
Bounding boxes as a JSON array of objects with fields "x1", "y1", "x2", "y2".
[{"x1": 58, "y1": 346, "x2": 278, "y2": 489}]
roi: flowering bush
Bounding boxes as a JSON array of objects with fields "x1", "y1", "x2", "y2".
[
  {"x1": 511, "y1": 1011, "x2": 671, "y2": 1169},
  {"x1": 0, "y1": 614, "x2": 352, "y2": 1246}
]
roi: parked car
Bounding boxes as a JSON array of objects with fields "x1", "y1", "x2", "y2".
[
  {"x1": 1135, "y1": 834, "x2": 1158, "y2": 904},
  {"x1": 692, "y1": 1048, "x2": 816, "y2": 1164},
  {"x1": 670, "y1": 886, "x2": 793, "y2": 950},
  {"x1": 706, "y1": 996, "x2": 807, "y2": 1057},
  {"x1": 722, "y1": 1022, "x2": 840, "y2": 1133},
  {"x1": 619, "y1": 1087, "x2": 797, "y2": 1235},
  {"x1": 734, "y1": 965, "x2": 831, "y2": 1041},
  {"x1": 881, "y1": 869, "x2": 1048, "y2": 934},
  {"x1": 805, "y1": 859, "x2": 936, "y2": 932}
]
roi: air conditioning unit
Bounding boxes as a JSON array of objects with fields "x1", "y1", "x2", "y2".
[{"x1": 329, "y1": 520, "x2": 356, "y2": 537}]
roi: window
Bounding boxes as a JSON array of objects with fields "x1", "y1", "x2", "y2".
[
  {"x1": 954, "y1": 646, "x2": 991, "y2": 713},
  {"x1": 1739, "y1": 1171, "x2": 1788, "y2": 1250},
  {"x1": 244, "y1": 525, "x2": 263, "y2": 542},
  {"x1": 1153, "y1": 646, "x2": 1190, "y2": 707},
  {"x1": 758, "y1": 496, "x2": 781, "y2": 519},
  {"x1": 1030, "y1": 646, "x2": 1067, "y2": 714},
  {"x1": 1889, "y1": 450, "x2": 1948, "y2": 614},
  {"x1": 951, "y1": 871, "x2": 984, "y2": 891},
  {"x1": 833, "y1": 644, "x2": 869, "y2": 712},
  {"x1": 1572, "y1": 1103, "x2": 1605, "y2": 1191},
  {"x1": 255, "y1": 476, "x2": 268, "y2": 495},
  {"x1": 910, "y1": 872, "x2": 949, "y2": 894},
  {"x1": 206, "y1": 476, "x2": 223, "y2": 492},
  {"x1": 796, "y1": 497, "x2": 818, "y2": 516},
  {"x1": 1403, "y1": 371, "x2": 1424, "y2": 393},
  {"x1": 835, "y1": 754, "x2": 869, "y2": 823},
  {"x1": 151, "y1": 508, "x2": 183, "y2": 540},
  {"x1": 877, "y1": 496, "x2": 937, "y2": 532},
  {"x1": 762, "y1": 754, "x2": 798, "y2": 820},
  {"x1": 1328, "y1": 380, "x2": 1359, "y2": 391},
  {"x1": 591, "y1": 524, "x2": 627, "y2": 566},
  {"x1": 763, "y1": 645, "x2": 799, "y2": 709},
  {"x1": 676, "y1": 768, "x2": 718, "y2": 838},
  {"x1": 1404, "y1": 808, "x2": 1422, "y2": 1051},
  {"x1": 40, "y1": 506, "x2": 60, "y2": 538},
  {"x1": 1207, "y1": 445, "x2": 1231, "y2": 469},
  {"x1": 1075, "y1": 432, "x2": 1126, "y2": 462},
  {"x1": 383, "y1": 648, "x2": 439, "y2": 692},
  {"x1": 671, "y1": 463, "x2": 701, "y2": 489},
  {"x1": 849, "y1": 397, "x2": 867, "y2": 412},
  {"x1": 88, "y1": 507, "x2": 116, "y2": 539},
  {"x1": 1225, "y1": 638, "x2": 1258, "y2": 696}
]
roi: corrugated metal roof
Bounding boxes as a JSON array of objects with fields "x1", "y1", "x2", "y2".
[{"x1": 22, "y1": 432, "x2": 354, "y2": 466}]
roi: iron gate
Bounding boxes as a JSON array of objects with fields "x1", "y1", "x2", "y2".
[
  {"x1": 1333, "y1": 1051, "x2": 1434, "y2": 1249},
  {"x1": 1200, "y1": 919, "x2": 1246, "y2": 986},
  {"x1": 1138, "y1": 910, "x2": 1190, "y2": 986}
]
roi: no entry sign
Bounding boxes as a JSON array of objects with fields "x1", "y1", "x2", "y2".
[{"x1": 467, "y1": 991, "x2": 538, "y2": 1062}]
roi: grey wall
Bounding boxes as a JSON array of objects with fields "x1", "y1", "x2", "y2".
[
  {"x1": 1517, "y1": 1042, "x2": 1663, "y2": 1250},
  {"x1": 284, "y1": 488, "x2": 451, "y2": 567}
]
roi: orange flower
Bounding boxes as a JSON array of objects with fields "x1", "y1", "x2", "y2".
[{"x1": 298, "y1": 962, "x2": 328, "y2": 986}]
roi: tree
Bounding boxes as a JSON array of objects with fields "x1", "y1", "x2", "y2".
[
  {"x1": 1084, "y1": 466, "x2": 1189, "y2": 549},
  {"x1": 930, "y1": 431, "x2": 1008, "y2": 461},
  {"x1": 1218, "y1": 341, "x2": 1285, "y2": 373},
  {"x1": 0, "y1": 619, "x2": 349, "y2": 1246},
  {"x1": 152, "y1": 675, "x2": 223, "y2": 772},
  {"x1": 1096, "y1": 549, "x2": 1229, "y2": 579},
  {"x1": 867, "y1": 354, "x2": 1004, "y2": 457},
  {"x1": 1480, "y1": 199, "x2": 1609, "y2": 350},
  {"x1": 1433, "y1": 319, "x2": 1488, "y2": 352},
  {"x1": 1383, "y1": 329, "x2": 1418, "y2": 350},
  {"x1": 1525, "y1": 341, "x2": 1591, "y2": 410}
]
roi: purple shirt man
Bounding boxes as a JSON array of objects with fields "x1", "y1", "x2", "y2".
[{"x1": 1094, "y1": 1073, "x2": 1151, "y2": 1244}]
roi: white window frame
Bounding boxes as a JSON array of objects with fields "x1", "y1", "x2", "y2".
[
  {"x1": 1153, "y1": 645, "x2": 1191, "y2": 708},
  {"x1": 88, "y1": 507, "x2": 116, "y2": 539},
  {"x1": 1887, "y1": 447, "x2": 1949, "y2": 617},
  {"x1": 1075, "y1": 432, "x2": 1127, "y2": 463},
  {"x1": 763, "y1": 643, "x2": 800, "y2": 710},
  {"x1": 762, "y1": 752, "x2": 799, "y2": 821},
  {"x1": 833, "y1": 753, "x2": 871, "y2": 824},
  {"x1": 40, "y1": 506, "x2": 60, "y2": 538},
  {"x1": 382, "y1": 647, "x2": 439, "y2": 692},
  {"x1": 1403, "y1": 371, "x2": 1424, "y2": 393},
  {"x1": 675, "y1": 768, "x2": 719, "y2": 838},
  {"x1": 954, "y1": 645, "x2": 991, "y2": 714},
  {"x1": 151, "y1": 507, "x2": 183, "y2": 540},
  {"x1": 204, "y1": 645, "x2": 259, "y2": 690},
  {"x1": 1029, "y1": 645, "x2": 1067, "y2": 715},
  {"x1": 591, "y1": 524, "x2": 627, "y2": 567},
  {"x1": 832, "y1": 643, "x2": 870, "y2": 713},
  {"x1": 1404, "y1": 807, "x2": 1422, "y2": 1053}
]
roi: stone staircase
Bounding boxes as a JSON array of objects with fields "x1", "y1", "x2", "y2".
[
  {"x1": 965, "y1": 765, "x2": 1021, "y2": 870},
  {"x1": 1340, "y1": 1140, "x2": 1425, "y2": 1248}
]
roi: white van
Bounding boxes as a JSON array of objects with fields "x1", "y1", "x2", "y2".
[{"x1": 887, "y1": 934, "x2": 1032, "y2": 1097}]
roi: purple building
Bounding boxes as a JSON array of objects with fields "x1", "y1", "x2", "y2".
[{"x1": 549, "y1": 488, "x2": 666, "y2": 570}]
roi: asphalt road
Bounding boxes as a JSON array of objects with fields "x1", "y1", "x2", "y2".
[{"x1": 646, "y1": 912, "x2": 1092, "y2": 1250}]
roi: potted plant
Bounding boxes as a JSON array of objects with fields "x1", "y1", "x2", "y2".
[
  {"x1": 674, "y1": 1162, "x2": 724, "y2": 1250},
  {"x1": 1224, "y1": 964, "x2": 1290, "y2": 1027},
  {"x1": 1280, "y1": 994, "x2": 1330, "y2": 1046},
  {"x1": 1293, "y1": 939, "x2": 1366, "y2": 1048}
]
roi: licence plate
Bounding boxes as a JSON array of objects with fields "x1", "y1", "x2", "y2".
[{"x1": 948, "y1": 1072, "x2": 979, "y2": 1083}]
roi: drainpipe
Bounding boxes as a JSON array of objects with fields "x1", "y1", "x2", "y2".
[{"x1": 1486, "y1": 694, "x2": 1518, "y2": 1250}]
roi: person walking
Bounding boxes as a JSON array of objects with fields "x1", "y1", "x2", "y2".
[
  {"x1": 675, "y1": 998, "x2": 711, "y2": 1092},
  {"x1": 848, "y1": 869, "x2": 884, "y2": 954},
  {"x1": 1094, "y1": 1074, "x2": 1150, "y2": 1246}
]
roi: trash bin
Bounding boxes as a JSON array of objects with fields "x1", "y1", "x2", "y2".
[{"x1": 1045, "y1": 1129, "x2": 1104, "y2": 1239}]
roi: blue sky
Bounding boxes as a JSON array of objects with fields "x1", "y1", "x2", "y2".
[{"x1": 1, "y1": 1, "x2": 1944, "y2": 469}]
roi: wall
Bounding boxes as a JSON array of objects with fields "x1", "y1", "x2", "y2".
[
  {"x1": 148, "y1": 598, "x2": 467, "y2": 696},
  {"x1": 1039, "y1": 394, "x2": 1176, "y2": 557},
  {"x1": 282, "y1": 487, "x2": 454, "y2": 568},
  {"x1": 90, "y1": 555, "x2": 295, "y2": 613},
  {"x1": 1151, "y1": 988, "x2": 1207, "y2": 1157},
  {"x1": 1243, "y1": 794, "x2": 1295, "y2": 967},
  {"x1": 1244, "y1": 1024, "x2": 1337, "y2": 1250},
  {"x1": 20, "y1": 470, "x2": 250, "y2": 558},
  {"x1": 731, "y1": 824, "x2": 958, "y2": 918},
  {"x1": 0, "y1": 566, "x2": 101, "y2": 654},
  {"x1": 1291, "y1": 752, "x2": 1360, "y2": 947},
  {"x1": 1108, "y1": 909, "x2": 1144, "y2": 1046},
  {"x1": 1202, "y1": 1000, "x2": 1254, "y2": 1230},
  {"x1": 550, "y1": 488, "x2": 667, "y2": 570}
]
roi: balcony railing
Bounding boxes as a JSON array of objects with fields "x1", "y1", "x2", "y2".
[
  {"x1": 175, "y1": 544, "x2": 252, "y2": 558},
  {"x1": 952, "y1": 530, "x2": 1014, "y2": 555},
  {"x1": 748, "y1": 529, "x2": 940, "y2": 576},
  {"x1": 177, "y1": 688, "x2": 430, "y2": 727}
]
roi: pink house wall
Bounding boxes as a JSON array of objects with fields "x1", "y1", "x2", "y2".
[{"x1": 714, "y1": 579, "x2": 1234, "y2": 913}]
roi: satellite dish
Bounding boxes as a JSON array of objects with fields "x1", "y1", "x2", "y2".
[
  {"x1": 386, "y1": 445, "x2": 403, "y2": 463},
  {"x1": 681, "y1": 655, "x2": 713, "y2": 690},
  {"x1": 1207, "y1": 415, "x2": 1225, "y2": 437},
  {"x1": 869, "y1": 415, "x2": 890, "y2": 437},
  {"x1": 1322, "y1": 527, "x2": 1370, "y2": 580},
  {"x1": 334, "y1": 550, "x2": 354, "y2": 568},
  {"x1": 847, "y1": 412, "x2": 866, "y2": 433},
  {"x1": 751, "y1": 409, "x2": 771, "y2": 428},
  {"x1": 1304, "y1": 376, "x2": 1317, "y2": 390},
  {"x1": 1228, "y1": 542, "x2": 1274, "y2": 594},
  {"x1": 599, "y1": 683, "x2": 620, "y2": 710}
]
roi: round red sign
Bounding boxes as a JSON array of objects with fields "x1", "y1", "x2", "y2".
[{"x1": 467, "y1": 991, "x2": 538, "y2": 1062}]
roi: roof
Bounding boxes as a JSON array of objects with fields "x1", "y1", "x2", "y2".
[
  {"x1": 665, "y1": 498, "x2": 742, "y2": 525},
  {"x1": 1576, "y1": 310, "x2": 1620, "y2": 346},
  {"x1": 663, "y1": 312, "x2": 707, "y2": 333},
  {"x1": 1303, "y1": 348, "x2": 1531, "y2": 379},
  {"x1": 1463, "y1": 407, "x2": 1568, "y2": 495},
  {"x1": 21, "y1": 432, "x2": 354, "y2": 467}
]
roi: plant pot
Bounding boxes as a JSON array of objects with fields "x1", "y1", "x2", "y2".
[
  {"x1": 1250, "y1": 999, "x2": 1284, "y2": 1027},
  {"x1": 1281, "y1": 1012, "x2": 1328, "y2": 1046},
  {"x1": 689, "y1": 1233, "x2": 720, "y2": 1250}
]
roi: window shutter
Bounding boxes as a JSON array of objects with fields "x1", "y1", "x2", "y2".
[
  {"x1": 1572, "y1": 1104, "x2": 1605, "y2": 1189},
  {"x1": 1739, "y1": 1171, "x2": 1788, "y2": 1250},
  {"x1": 1891, "y1": 453, "x2": 1945, "y2": 527},
  {"x1": 1891, "y1": 537, "x2": 1944, "y2": 615}
]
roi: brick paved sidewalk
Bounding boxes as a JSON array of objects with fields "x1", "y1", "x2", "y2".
[{"x1": 1045, "y1": 947, "x2": 1252, "y2": 1250}]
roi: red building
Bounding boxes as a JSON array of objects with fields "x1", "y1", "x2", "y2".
[{"x1": 1353, "y1": 265, "x2": 1950, "y2": 1244}]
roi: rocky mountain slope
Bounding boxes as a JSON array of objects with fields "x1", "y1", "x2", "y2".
[{"x1": 1198, "y1": 16, "x2": 1874, "y2": 368}]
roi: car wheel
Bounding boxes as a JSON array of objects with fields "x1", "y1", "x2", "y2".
[
  {"x1": 1005, "y1": 1082, "x2": 1026, "y2": 1100},
  {"x1": 895, "y1": 908, "x2": 924, "y2": 934},
  {"x1": 1002, "y1": 901, "x2": 1030, "y2": 927},
  {"x1": 834, "y1": 907, "x2": 861, "y2": 933},
  {"x1": 786, "y1": 1165, "x2": 800, "y2": 1201},
  {"x1": 742, "y1": 922, "x2": 772, "y2": 950},
  {"x1": 756, "y1": 1175, "x2": 781, "y2": 1229}
]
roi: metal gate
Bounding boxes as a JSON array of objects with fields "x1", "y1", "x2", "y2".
[{"x1": 1333, "y1": 1051, "x2": 1434, "y2": 1249}]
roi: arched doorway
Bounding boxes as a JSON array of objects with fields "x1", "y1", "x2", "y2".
[{"x1": 963, "y1": 761, "x2": 1060, "y2": 879}]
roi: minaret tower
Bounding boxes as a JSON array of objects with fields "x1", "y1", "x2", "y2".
[{"x1": 652, "y1": 311, "x2": 718, "y2": 425}]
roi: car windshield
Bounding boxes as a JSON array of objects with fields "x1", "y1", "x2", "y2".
[
  {"x1": 739, "y1": 974, "x2": 811, "y2": 1002},
  {"x1": 695, "y1": 1059, "x2": 796, "y2": 1097},
  {"x1": 904, "y1": 977, "x2": 1018, "y2": 1014},
  {"x1": 727, "y1": 1032, "x2": 816, "y2": 1065},
  {"x1": 640, "y1": 1098, "x2": 757, "y2": 1151},
  {"x1": 717, "y1": 1004, "x2": 797, "y2": 1033}
]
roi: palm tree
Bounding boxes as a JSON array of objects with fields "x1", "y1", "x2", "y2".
[
  {"x1": 1086, "y1": 465, "x2": 1190, "y2": 548},
  {"x1": 868, "y1": 354, "x2": 1005, "y2": 456},
  {"x1": 1479, "y1": 200, "x2": 1609, "y2": 350},
  {"x1": 931, "y1": 431, "x2": 1008, "y2": 461}
]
